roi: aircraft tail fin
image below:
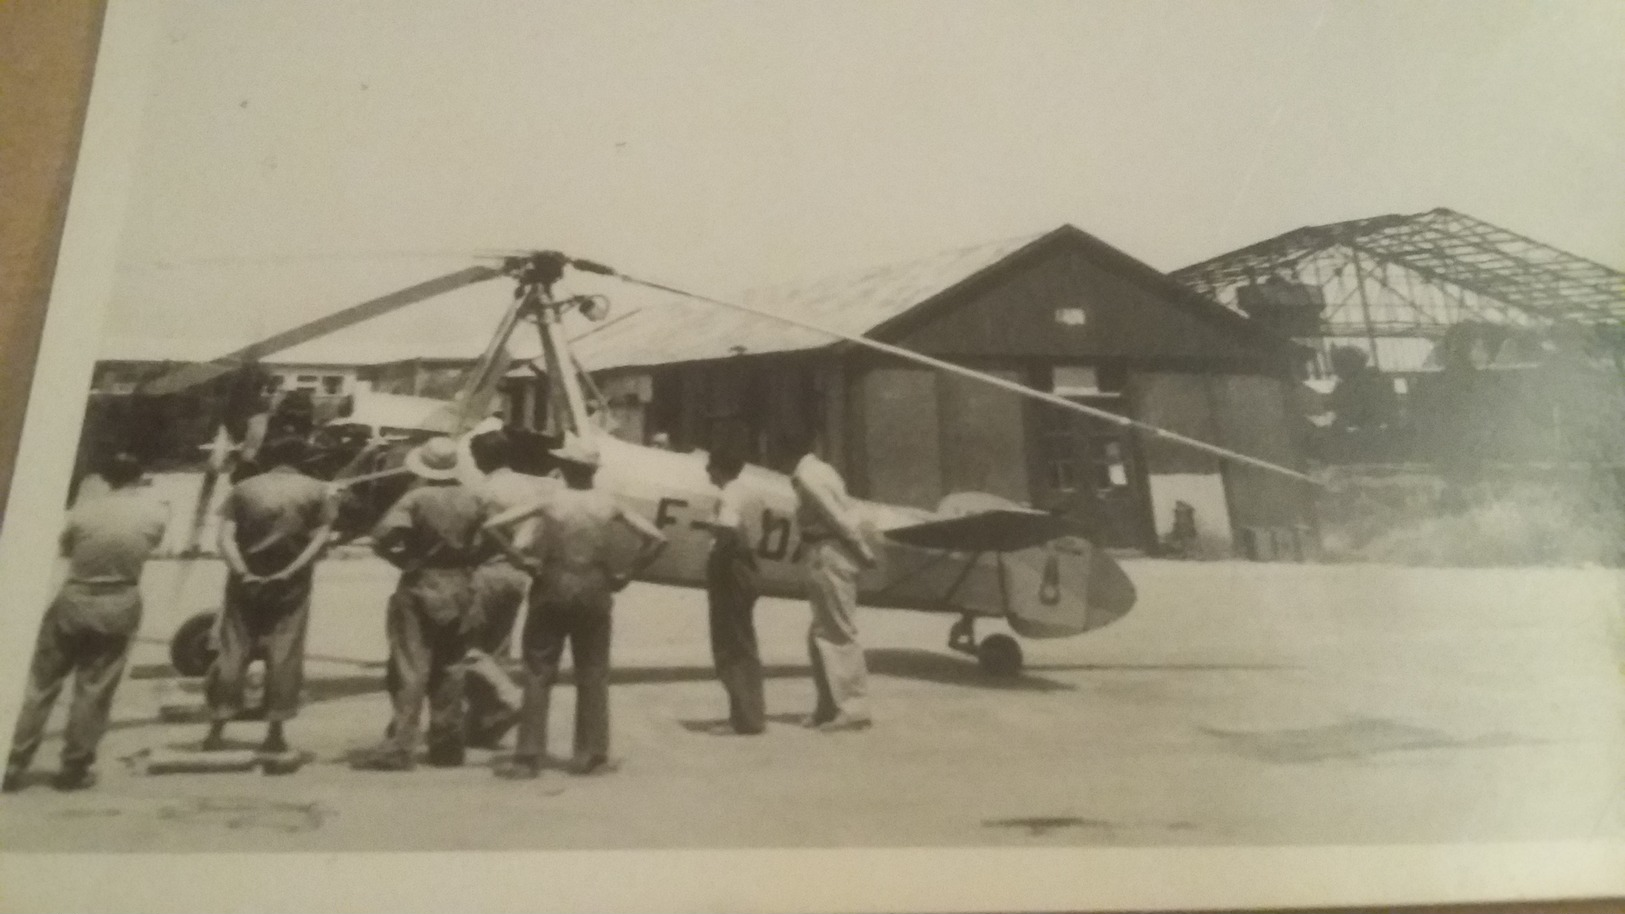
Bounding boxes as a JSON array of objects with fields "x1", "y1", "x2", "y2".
[
  {"x1": 881, "y1": 492, "x2": 1137, "y2": 638},
  {"x1": 997, "y1": 538, "x2": 1136, "y2": 637}
]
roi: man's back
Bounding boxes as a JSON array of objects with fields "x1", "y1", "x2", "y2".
[
  {"x1": 224, "y1": 466, "x2": 331, "y2": 572},
  {"x1": 477, "y1": 468, "x2": 557, "y2": 559},
  {"x1": 375, "y1": 482, "x2": 487, "y2": 569},
  {"x1": 711, "y1": 476, "x2": 763, "y2": 569},
  {"x1": 792, "y1": 453, "x2": 855, "y2": 541},
  {"x1": 532, "y1": 488, "x2": 621, "y2": 603},
  {"x1": 62, "y1": 488, "x2": 170, "y2": 586}
]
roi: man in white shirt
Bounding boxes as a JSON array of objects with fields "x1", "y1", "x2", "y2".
[
  {"x1": 785, "y1": 431, "x2": 877, "y2": 732},
  {"x1": 697, "y1": 446, "x2": 766, "y2": 735}
]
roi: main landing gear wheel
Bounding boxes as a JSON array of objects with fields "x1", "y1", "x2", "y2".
[
  {"x1": 946, "y1": 614, "x2": 1024, "y2": 678},
  {"x1": 976, "y1": 634, "x2": 1024, "y2": 678},
  {"x1": 170, "y1": 611, "x2": 220, "y2": 678}
]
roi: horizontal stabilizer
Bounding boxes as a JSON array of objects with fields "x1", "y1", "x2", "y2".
[{"x1": 884, "y1": 509, "x2": 1074, "y2": 553}]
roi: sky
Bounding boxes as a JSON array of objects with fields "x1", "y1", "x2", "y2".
[{"x1": 98, "y1": 0, "x2": 1625, "y2": 361}]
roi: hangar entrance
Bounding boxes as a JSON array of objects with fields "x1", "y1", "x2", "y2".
[{"x1": 1029, "y1": 367, "x2": 1153, "y2": 550}]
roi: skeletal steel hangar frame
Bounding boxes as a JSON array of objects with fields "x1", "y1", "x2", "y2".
[{"x1": 1171, "y1": 208, "x2": 1625, "y2": 370}]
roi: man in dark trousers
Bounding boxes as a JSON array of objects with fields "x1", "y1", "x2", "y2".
[
  {"x1": 697, "y1": 446, "x2": 766, "y2": 735},
  {"x1": 483, "y1": 435, "x2": 666, "y2": 779},
  {"x1": 464, "y1": 430, "x2": 556, "y2": 748},
  {"x1": 4, "y1": 453, "x2": 170, "y2": 792},
  {"x1": 205, "y1": 435, "x2": 337, "y2": 755},
  {"x1": 355, "y1": 436, "x2": 487, "y2": 771}
]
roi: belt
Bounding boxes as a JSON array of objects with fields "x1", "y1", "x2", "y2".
[{"x1": 63, "y1": 578, "x2": 139, "y2": 592}]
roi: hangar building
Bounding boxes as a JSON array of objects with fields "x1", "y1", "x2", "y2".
[{"x1": 574, "y1": 225, "x2": 1312, "y2": 557}]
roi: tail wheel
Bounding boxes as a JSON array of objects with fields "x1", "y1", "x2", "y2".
[
  {"x1": 977, "y1": 634, "x2": 1023, "y2": 678},
  {"x1": 170, "y1": 611, "x2": 220, "y2": 677}
]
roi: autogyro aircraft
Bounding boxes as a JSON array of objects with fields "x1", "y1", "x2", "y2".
[{"x1": 136, "y1": 250, "x2": 1314, "y2": 679}]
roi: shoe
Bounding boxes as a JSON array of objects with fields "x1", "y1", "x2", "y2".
[
  {"x1": 466, "y1": 708, "x2": 520, "y2": 750},
  {"x1": 566, "y1": 755, "x2": 618, "y2": 776},
  {"x1": 800, "y1": 714, "x2": 835, "y2": 729},
  {"x1": 2, "y1": 770, "x2": 24, "y2": 793},
  {"x1": 494, "y1": 757, "x2": 542, "y2": 780},
  {"x1": 704, "y1": 721, "x2": 764, "y2": 736},
  {"x1": 51, "y1": 768, "x2": 96, "y2": 792},
  {"x1": 815, "y1": 714, "x2": 872, "y2": 733},
  {"x1": 425, "y1": 745, "x2": 465, "y2": 768},
  {"x1": 351, "y1": 749, "x2": 414, "y2": 772},
  {"x1": 258, "y1": 734, "x2": 290, "y2": 755},
  {"x1": 200, "y1": 733, "x2": 228, "y2": 752}
]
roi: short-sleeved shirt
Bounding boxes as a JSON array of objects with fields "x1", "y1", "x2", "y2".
[
  {"x1": 791, "y1": 454, "x2": 859, "y2": 545},
  {"x1": 528, "y1": 488, "x2": 624, "y2": 607},
  {"x1": 710, "y1": 477, "x2": 761, "y2": 571},
  {"x1": 373, "y1": 481, "x2": 487, "y2": 570},
  {"x1": 61, "y1": 486, "x2": 171, "y2": 586},
  {"x1": 476, "y1": 468, "x2": 558, "y2": 563},
  {"x1": 219, "y1": 465, "x2": 336, "y2": 576}
]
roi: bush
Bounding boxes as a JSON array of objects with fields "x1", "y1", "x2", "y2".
[{"x1": 1350, "y1": 479, "x2": 1623, "y2": 567}]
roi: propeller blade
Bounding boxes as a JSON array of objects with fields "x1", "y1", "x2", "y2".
[{"x1": 139, "y1": 265, "x2": 504, "y2": 396}]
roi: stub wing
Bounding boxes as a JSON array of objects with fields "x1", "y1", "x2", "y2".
[{"x1": 882, "y1": 508, "x2": 1074, "y2": 553}]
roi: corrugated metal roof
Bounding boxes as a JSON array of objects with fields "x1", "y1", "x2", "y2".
[
  {"x1": 1174, "y1": 208, "x2": 1625, "y2": 326},
  {"x1": 572, "y1": 234, "x2": 1044, "y2": 371}
]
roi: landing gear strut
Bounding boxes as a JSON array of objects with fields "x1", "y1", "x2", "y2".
[{"x1": 947, "y1": 614, "x2": 1024, "y2": 678}]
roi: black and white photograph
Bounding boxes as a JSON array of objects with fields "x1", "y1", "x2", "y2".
[{"x1": 0, "y1": 1, "x2": 1622, "y2": 911}]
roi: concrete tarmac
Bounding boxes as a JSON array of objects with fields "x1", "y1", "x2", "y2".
[{"x1": 1, "y1": 558, "x2": 1621, "y2": 851}]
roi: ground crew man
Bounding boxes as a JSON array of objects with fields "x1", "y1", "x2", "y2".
[
  {"x1": 204, "y1": 435, "x2": 337, "y2": 756},
  {"x1": 484, "y1": 435, "x2": 666, "y2": 779},
  {"x1": 697, "y1": 446, "x2": 766, "y2": 735},
  {"x1": 464, "y1": 430, "x2": 557, "y2": 748},
  {"x1": 4, "y1": 453, "x2": 170, "y2": 792},
  {"x1": 356, "y1": 436, "x2": 488, "y2": 771},
  {"x1": 785, "y1": 430, "x2": 877, "y2": 732}
]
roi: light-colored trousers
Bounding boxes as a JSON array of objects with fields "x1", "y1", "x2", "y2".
[{"x1": 803, "y1": 541, "x2": 870, "y2": 721}]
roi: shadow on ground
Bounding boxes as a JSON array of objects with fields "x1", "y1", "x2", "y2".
[
  {"x1": 92, "y1": 649, "x2": 1073, "y2": 741},
  {"x1": 1201, "y1": 716, "x2": 1538, "y2": 764}
]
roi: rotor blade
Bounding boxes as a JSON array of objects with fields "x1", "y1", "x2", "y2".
[
  {"x1": 608, "y1": 272, "x2": 1323, "y2": 487},
  {"x1": 139, "y1": 265, "x2": 504, "y2": 396}
]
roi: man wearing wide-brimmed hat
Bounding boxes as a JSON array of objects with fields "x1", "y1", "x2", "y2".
[
  {"x1": 483, "y1": 434, "x2": 667, "y2": 779},
  {"x1": 355, "y1": 435, "x2": 489, "y2": 771}
]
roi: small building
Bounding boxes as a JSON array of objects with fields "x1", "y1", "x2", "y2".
[{"x1": 576, "y1": 225, "x2": 1312, "y2": 556}]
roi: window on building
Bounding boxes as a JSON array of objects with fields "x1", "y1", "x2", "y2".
[
  {"x1": 1052, "y1": 366, "x2": 1099, "y2": 396},
  {"x1": 295, "y1": 375, "x2": 319, "y2": 389},
  {"x1": 1054, "y1": 307, "x2": 1087, "y2": 327}
]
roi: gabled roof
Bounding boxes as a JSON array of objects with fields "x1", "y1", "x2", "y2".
[
  {"x1": 574, "y1": 224, "x2": 1295, "y2": 372},
  {"x1": 572, "y1": 233, "x2": 1041, "y2": 371}
]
